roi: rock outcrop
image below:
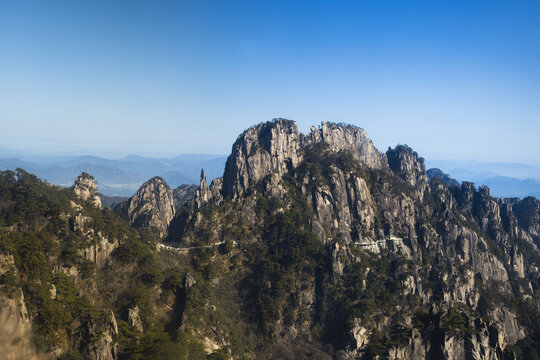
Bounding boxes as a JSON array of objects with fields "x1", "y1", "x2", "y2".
[
  {"x1": 307, "y1": 121, "x2": 387, "y2": 169},
  {"x1": 386, "y1": 144, "x2": 429, "y2": 196},
  {"x1": 73, "y1": 172, "x2": 101, "y2": 208},
  {"x1": 70, "y1": 201, "x2": 118, "y2": 268},
  {"x1": 513, "y1": 196, "x2": 540, "y2": 239},
  {"x1": 223, "y1": 119, "x2": 303, "y2": 199},
  {"x1": 427, "y1": 168, "x2": 460, "y2": 187},
  {"x1": 221, "y1": 119, "x2": 389, "y2": 200},
  {"x1": 128, "y1": 306, "x2": 143, "y2": 332},
  {"x1": 123, "y1": 176, "x2": 175, "y2": 237},
  {"x1": 5, "y1": 119, "x2": 540, "y2": 359},
  {"x1": 0, "y1": 255, "x2": 37, "y2": 360},
  {"x1": 173, "y1": 184, "x2": 198, "y2": 206},
  {"x1": 83, "y1": 311, "x2": 118, "y2": 360},
  {"x1": 0, "y1": 289, "x2": 38, "y2": 360}
]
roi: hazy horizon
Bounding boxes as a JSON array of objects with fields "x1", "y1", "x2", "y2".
[
  {"x1": 2, "y1": 144, "x2": 540, "y2": 199},
  {"x1": 2, "y1": 1, "x2": 540, "y2": 164},
  {"x1": 2, "y1": 140, "x2": 540, "y2": 167}
]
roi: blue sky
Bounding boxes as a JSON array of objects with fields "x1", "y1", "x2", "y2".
[{"x1": 1, "y1": 0, "x2": 539, "y2": 162}]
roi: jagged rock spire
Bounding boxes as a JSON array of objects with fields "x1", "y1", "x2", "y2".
[
  {"x1": 194, "y1": 169, "x2": 210, "y2": 209},
  {"x1": 199, "y1": 169, "x2": 209, "y2": 202}
]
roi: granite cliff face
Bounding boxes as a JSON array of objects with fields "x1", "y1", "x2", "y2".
[
  {"x1": 307, "y1": 121, "x2": 388, "y2": 169},
  {"x1": 222, "y1": 119, "x2": 303, "y2": 199},
  {"x1": 0, "y1": 255, "x2": 37, "y2": 360},
  {"x1": 0, "y1": 170, "x2": 125, "y2": 360},
  {"x1": 73, "y1": 172, "x2": 101, "y2": 208},
  {"x1": 121, "y1": 176, "x2": 175, "y2": 237},
  {"x1": 513, "y1": 196, "x2": 540, "y2": 240},
  {"x1": 221, "y1": 119, "x2": 388, "y2": 200},
  {"x1": 173, "y1": 184, "x2": 198, "y2": 206},
  {"x1": 386, "y1": 144, "x2": 429, "y2": 197},
  {"x1": 70, "y1": 200, "x2": 118, "y2": 268}
]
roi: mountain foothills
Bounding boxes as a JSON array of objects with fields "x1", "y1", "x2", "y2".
[{"x1": 3, "y1": 119, "x2": 540, "y2": 360}]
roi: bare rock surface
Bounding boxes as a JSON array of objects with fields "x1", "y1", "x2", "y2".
[
  {"x1": 123, "y1": 176, "x2": 176, "y2": 237},
  {"x1": 73, "y1": 172, "x2": 102, "y2": 208}
]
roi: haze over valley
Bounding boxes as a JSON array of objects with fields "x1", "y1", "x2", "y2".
[{"x1": 2, "y1": 148, "x2": 538, "y2": 199}]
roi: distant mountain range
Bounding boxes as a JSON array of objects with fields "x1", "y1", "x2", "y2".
[
  {"x1": 0, "y1": 153, "x2": 227, "y2": 196},
  {"x1": 1, "y1": 151, "x2": 538, "y2": 199},
  {"x1": 426, "y1": 159, "x2": 540, "y2": 199}
]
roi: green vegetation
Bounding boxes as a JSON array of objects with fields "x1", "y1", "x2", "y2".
[
  {"x1": 248, "y1": 200, "x2": 323, "y2": 334},
  {"x1": 0, "y1": 169, "x2": 215, "y2": 357}
]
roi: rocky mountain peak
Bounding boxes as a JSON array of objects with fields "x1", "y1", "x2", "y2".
[
  {"x1": 221, "y1": 119, "x2": 390, "y2": 200},
  {"x1": 386, "y1": 144, "x2": 429, "y2": 196},
  {"x1": 223, "y1": 119, "x2": 302, "y2": 198},
  {"x1": 513, "y1": 196, "x2": 540, "y2": 238},
  {"x1": 125, "y1": 176, "x2": 175, "y2": 237},
  {"x1": 5, "y1": 117, "x2": 540, "y2": 359},
  {"x1": 456, "y1": 181, "x2": 476, "y2": 215},
  {"x1": 427, "y1": 168, "x2": 460, "y2": 187},
  {"x1": 72, "y1": 172, "x2": 101, "y2": 208},
  {"x1": 308, "y1": 121, "x2": 388, "y2": 169}
]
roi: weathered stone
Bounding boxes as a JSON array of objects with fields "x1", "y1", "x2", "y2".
[
  {"x1": 124, "y1": 176, "x2": 176, "y2": 237},
  {"x1": 307, "y1": 121, "x2": 388, "y2": 169},
  {"x1": 0, "y1": 288, "x2": 38, "y2": 360},
  {"x1": 387, "y1": 144, "x2": 429, "y2": 197},
  {"x1": 73, "y1": 172, "x2": 101, "y2": 208},
  {"x1": 185, "y1": 272, "x2": 196, "y2": 290},
  {"x1": 223, "y1": 119, "x2": 303, "y2": 199},
  {"x1": 128, "y1": 306, "x2": 143, "y2": 332},
  {"x1": 173, "y1": 184, "x2": 198, "y2": 206}
]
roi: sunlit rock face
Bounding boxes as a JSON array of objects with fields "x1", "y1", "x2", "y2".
[
  {"x1": 0, "y1": 255, "x2": 38, "y2": 360},
  {"x1": 307, "y1": 121, "x2": 388, "y2": 169},
  {"x1": 387, "y1": 144, "x2": 429, "y2": 197},
  {"x1": 173, "y1": 184, "x2": 198, "y2": 207},
  {"x1": 73, "y1": 172, "x2": 101, "y2": 208},
  {"x1": 222, "y1": 119, "x2": 388, "y2": 200},
  {"x1": 223, "y1": 119, "x2": 303, "y2": 199},
  {"x1": 125, "y1": 176, "x2": 176, "y2": 237}
]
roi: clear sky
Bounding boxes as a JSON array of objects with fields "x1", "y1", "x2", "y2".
[{"x1": 1, "y1": 0, "x2": 539, "y2": 163}]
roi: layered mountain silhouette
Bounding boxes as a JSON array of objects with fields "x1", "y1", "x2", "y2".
[{"x1": 0, "y1": 154, "x2": 227, "y2": 196}]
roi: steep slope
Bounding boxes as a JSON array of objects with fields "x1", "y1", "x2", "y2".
[
  {"x1": 173, "y1": 184, "x2": 198, "y2": 206},
  {"x1": 117, "y1": 176, "x2": 176, "y2": 237}
]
